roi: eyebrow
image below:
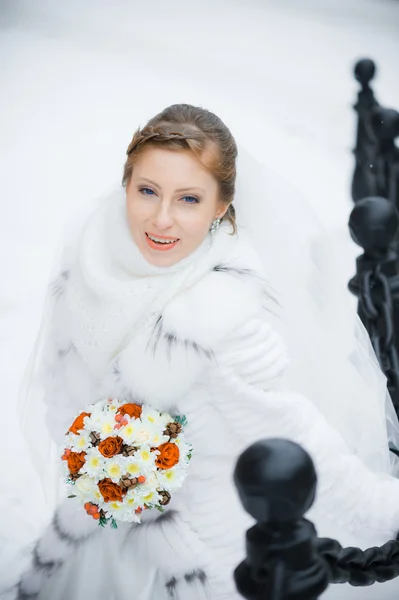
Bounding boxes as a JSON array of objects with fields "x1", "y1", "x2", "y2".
[{"x1": 138, "y1": 177, "x2": 206, "y2": 194}]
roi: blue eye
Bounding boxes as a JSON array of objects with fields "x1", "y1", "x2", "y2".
[
  {"x1": 140, "y1": 187, "x2": 156, "y2": 196},
  {"x1": 182, "y1": 196, "x2": 199, "y2": 204}
]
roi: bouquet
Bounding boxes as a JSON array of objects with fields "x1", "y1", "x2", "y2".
[{"x1": 61, "y1": 398, "x2": 192, "y2": 527}]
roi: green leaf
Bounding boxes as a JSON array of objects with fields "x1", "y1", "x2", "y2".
[
  {"x1": 67, "y1": 495, "x2": 76, "y2": 499},
  {"x1": 111, "y1": 519, "x2": 118, "y2": 529},
  {"x1": 174, "y1": 414, "x2": 188, "y2": 427},
  {"x1": 99, "y1": 516, "x2": 108, "y2": 528}
]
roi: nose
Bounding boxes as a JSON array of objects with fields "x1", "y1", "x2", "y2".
[{"x1": 152, "y1": 200, "x2": 174, "y2": 231}]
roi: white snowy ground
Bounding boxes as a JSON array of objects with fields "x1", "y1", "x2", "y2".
[{"x1": 1, "y1": 0, "x2": 399, "y2": 597}]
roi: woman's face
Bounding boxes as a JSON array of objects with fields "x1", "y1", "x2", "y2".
[{"x1": 126, "y1": 147, "x2": 228, "y2": 266}]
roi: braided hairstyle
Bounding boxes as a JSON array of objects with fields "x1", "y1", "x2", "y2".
[{"x1": 122, "y1": 104, "x2": 237, "y2": 233}]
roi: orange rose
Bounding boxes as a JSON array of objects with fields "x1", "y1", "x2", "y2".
[
  {"x1": 117, "y1": 403, "x2": 142, "y2": 419},
  {"x1": 69, "y1": 412, "x2": 91, "y2": 434},
  {"x1": 155, "y1": 443, "x2": 180, "y2": 470},
  {"x1": 98, "y1": 436, "x2": 123, "y2": 458},
  {"x1": 67, "y1": 451, "x2": 86, "y2": 474},
  {"x1": 98, "y1": 478, "x2": 125, "y2": 503}
]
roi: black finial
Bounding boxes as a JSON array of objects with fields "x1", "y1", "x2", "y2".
[
  {"x1": 234, "y1": 439, "x2": 329, "y2": 600},
  {"x1": 234, "y1": 438, "x2": 317, "y2": 524},
  {"x1": 348, "y1": 196, "x2": 399, "y2": 253},
  {"x1": 371, "y1": 107, "x2": 399, "y2": 142},
  {"x1": 354, "y1": 58, "x2": 376, "y2": 89}
]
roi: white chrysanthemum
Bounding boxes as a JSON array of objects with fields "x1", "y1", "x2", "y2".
[
  {"x1": 134, "y1": 476, "x2": 159, "y2": 500},
  {"x1": 141, "y1": 490, "x2": 161, "y2": 506},
  {"x1": 123, "y1": 490, "x2": 144, "y2": 510},
  {"x1": 82, "y1": 416, "x2": 98, "y2": 433},
  {"x1": 82, "y1": 400, "x2": 110, "y2": 431},
  {"x1": 136, "y1": 446, "x2": 157, "y2": 470},
  {"x1": 124, "y1": 458, "x2": 141, "y2": 477},
  {"x1": 106, "y1": 500, "x2": 141, "y2": 522},
  {"x1": 141, "y1": 406, "x2": 169, "y2": 428},
  {"x1": 148, "y1": 431, "x2": 170, "y2": 447},
  {"x1": 173, "y1": 437, "x2": 193, "y2": 462},
  {"x1": 119, "y1": 420, "x2": 140, "y2": 444},
  {"x1": 108, "y1": 500, "x2": 124, "y2": 512},
  {"x1": 156, "y1": 467, "x2": 187, "y2": 492},
  {"x1": 111, "y1": 503, "x2": 142, "y2": 523},
  {"x1": 98, "y1": 415, "x2": 119, "y2": 439},
  {"x1": 105, "y1": 458, "x2": 124, "y2": 483},
  {"x1": 70, "y1": 430, "x2": 92, "y2": 452},
  {"x1": 82, "y1": 450, "x2": 105, "y2": 478},
  {"x1": 90, "y1": 400, "x2": 107, "y2": 417},
  {"x1": 143, "y1": 472, "x2": 158, "y2": 490},
  {"x1": 106, "y1": 399, "x2": 120, "y2": 414},
  {"x1": 63, "y1": 433, "x2": 77, "y2": 450}
]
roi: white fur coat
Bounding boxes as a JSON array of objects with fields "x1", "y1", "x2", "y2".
[{"x1": 18, "y1": 193, "x2": 399, "y2": 600}]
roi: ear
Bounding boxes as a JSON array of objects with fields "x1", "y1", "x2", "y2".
[{"x1": 216, "y1": 203, "x2": 229, "y2": 220}]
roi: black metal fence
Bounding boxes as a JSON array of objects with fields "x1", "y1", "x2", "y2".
[
  {"x1": 349, "y1": 58, "x2": 399, "y2": 414},
  {"x1": 234, "y1": 439, "x2": 399, "y2": 599}
]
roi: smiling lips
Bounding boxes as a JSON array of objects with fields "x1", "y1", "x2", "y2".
[{"x1": 145, "y1": 232, "x2": 180, "y2": 251}]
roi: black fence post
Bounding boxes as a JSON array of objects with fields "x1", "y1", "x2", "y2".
[
  {"x1": 234, "y1": 439, "x2": 399, "y2": 598},
  {"x1": 352, "y1": 58, "x2": 379, "y2": 202},
  {"x1": 371, "y1": 107, "x2": 399, "y2": 209},
  {"x1": 348, "y1": 196, "x2": 399, "y2": 415},
  {"x1": 233, "y1": 438, "x2": 330, "y2": 600}
]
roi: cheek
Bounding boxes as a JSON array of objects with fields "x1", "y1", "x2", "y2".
[
  {"x1": 180, "y1": 207, "x2": 214, "y2": 237},
  {"x1": 126, "y1": 196, "x2": 148, "y2": 227}
]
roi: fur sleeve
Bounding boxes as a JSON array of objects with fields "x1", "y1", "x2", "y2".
[
  {"x1": 210, "y1": 360, "x2": 399, "y2": 544},
  {"x1": 215, "y1": 317, "x2": 290, "y2": 390}
]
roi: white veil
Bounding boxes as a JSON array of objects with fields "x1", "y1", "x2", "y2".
[
  {"x1": 17, "y1": 145, "x2": 399, "y2": 514},
  {"x1": 234, "y1": 148, "x2": 399, "y2": 475}
]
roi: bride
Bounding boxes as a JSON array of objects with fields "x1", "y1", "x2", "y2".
[{"x1": 16, "y1": 103, "x2": 399, "y2": 599}]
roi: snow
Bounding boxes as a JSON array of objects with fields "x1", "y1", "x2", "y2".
[{"x1": 0, "y1": 0, "x2": 399, "y2": 597}]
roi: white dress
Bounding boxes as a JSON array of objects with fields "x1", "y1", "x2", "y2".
[{"x1": 16, "y1": 192, "x2": 399, "y2": 600}]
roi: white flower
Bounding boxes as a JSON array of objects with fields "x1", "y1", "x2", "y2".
[
  {"x1": 70, "y1": 430, "x2": 92, "y2": 452},
  {"x1": 105, "y1": 458, "x2": 124, "y2": 483},
  {"x1": 102, "y1": 492, "x2": 142, "y2": 523},
  {"x1": 75, "y1": 475, "x2": 97, "y2": 498},
  {"x1": 107, "y1": 400, "x2": 120, "y2": 413},
  {"x1": 141, "y1": 406, "x2": 166, "y2": 427},
  {"x1": 156, "y1": 467, "x2": 187, "y2": 492},
  {"x1": 63, "y1": 433, "x2": 76, "y2": 450},
  {"x1": 133, "y1": 426, "x2": 153, "y2": 444},
  {"x1": 136, "y1": 446, "x2": 157, "y2": 471},
  {"x1": 123, "y1": 489, "x2": 143, "y2": 510},
  {"x1": 119, "y1": 420, "x2": 139, "y2": 444},
  {"x1": 148, "y1": 431, "x2": 170, "y2": 447},
  {"x1": 141, "y1": 490, "x2": 161, "y2": 506},
  {"x1": 173, "y1": 438, "x2": 193, "y2": 463},
  {"x1": 97, "y1": 415, "x2": 119, "y2": 439},
  {"x1": 124, "y1": 458, "x2": 141, "y2": 478},
  {"x1": 82, "y1": 449, "x2": 105, "y2": 478},
  {"x1": 134, "y1": 475, "x2": 159, "y2": 500}
]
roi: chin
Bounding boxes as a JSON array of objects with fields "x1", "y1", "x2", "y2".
[{"x1": 143, "y1": 249, "x2": 183, "y2": 267}]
